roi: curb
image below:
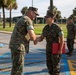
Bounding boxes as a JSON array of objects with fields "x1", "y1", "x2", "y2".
[
  {"x1": 0, "y1": 31, "x2": 12, "y2": 34},
  {"x1": 0, "y1": 31, "x2": 40, "y2": 36}
]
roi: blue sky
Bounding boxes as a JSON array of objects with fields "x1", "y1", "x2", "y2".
[{"x1": 0, "y1": 0, "x2": 76, "y2": 18}]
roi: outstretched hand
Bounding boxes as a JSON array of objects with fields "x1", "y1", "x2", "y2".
[
  {"x1": 36, "y1": 37, "x2": 41, "y2": 42},
  {"x1": 33, "y1": 37, "x2": 41, "y2": 45},
  {"x1": 34, "y1": 39, "x2": 38, "y2": 45}
]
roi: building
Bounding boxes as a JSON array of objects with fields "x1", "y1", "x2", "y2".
[{"x1": 12, "y1": 16, "x2": 67, "y2": 24}]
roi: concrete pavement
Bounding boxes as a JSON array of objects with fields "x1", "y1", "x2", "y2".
[{"x1": 0, "y1": 31, "x2": 76, "y2": 75}]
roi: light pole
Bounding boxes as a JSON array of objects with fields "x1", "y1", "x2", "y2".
[
  {"x1": 32, "y1": 0, "x2": 34, "y2": 26},
  {"x1": 32, "y1": 0, "x2": 33, "y2": 7},
  {"x1": 0, "y1": 12, "x2": 1, "y2": 21},
  {"x1": 50, "y1": 0, "x2": 53, "y2": 13}
]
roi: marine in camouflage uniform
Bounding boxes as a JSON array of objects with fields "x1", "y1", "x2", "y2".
[
  {"x1": 37, "y1": 10, "x2": 64, "y2": 75},
  {"x1": 66, "y1": 17, "x2": 76, "y2": 56},
  {"x1": 73, "y1": 16, "x2": 76, "y2": 25},
  {"x1": 43, "y1": 23, "x2": 63, "y2": 75},
  {"x1": 9, "y1": 7, "x2": 39, "y2": 75}
]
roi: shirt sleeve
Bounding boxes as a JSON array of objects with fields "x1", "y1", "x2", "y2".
[
  {"x1": 27, "y1": 25, "x2": 34, "y2": 30},
  {"x1": 58, "y1": 31, "x2": 64, "y2": 36},
  {"x1": 56, "y1": 25, "x2": 64, "y2": 37},
  {"x1": 23, "y1": 16, "x2": 34, "y2": 30}
]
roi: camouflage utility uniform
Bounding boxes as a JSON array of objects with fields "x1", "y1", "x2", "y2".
[
  {"x1": 66, "y1": 23, "x2": 76, "y2": 54},
  {"x1": 42, "y1": 23, "x2": 64, "y2": 75},
  {"x1": 9, "y1": 16, "x2": 34, "y2": 75}
]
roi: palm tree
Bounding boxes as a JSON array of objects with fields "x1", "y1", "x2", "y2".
[
  {"x1": 69, "y1": 7, "x2": 76, "y2": 19},
  {"x1": 6, "y1": 0, "x2": 18, "y2": 27},
  {"x1": 48, "y1": 5, "x2": 61, "y2": 21},
  {"x1": 0, "y1": 0, "x2": 8, "y2": 28},
  {"x1": 53, "y1": 6, "x2": 61, "y2": 20},
  {"x1": 21, "y1": 6, "x2": 28, "y2": 15},
  {"x1": 73, "y1": 7, "x2": 76, "y2": 16}
]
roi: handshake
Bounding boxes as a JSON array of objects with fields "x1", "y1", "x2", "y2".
[{"x1": 34, "y1": 36, "x2": 44, "y2": 45}]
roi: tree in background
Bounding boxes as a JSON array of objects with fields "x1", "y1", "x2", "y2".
[
  {"x1": 48, "y1": 5, "x2": 61, "y2": 21},
  {"x1": 69, "y1": 7, "x2": 76, "y2": 17},
  {"x1": 69, "y1": 7, "x2": 76, "y2": 24},
  {"x1": 53, "y1": 6, "x2": 61, "y2": 21},
  {"x1": 21, "y1": 6, "x2": 28, "y2": 15},
  {"x1": 73, "y1": 8, "x2": 76, "y2": 24},
  {"x1": 73, "y1": 7, "x2": 76, "y2": 16},
  {"x1": 0, "y1": 0, "x2": 7, "y2": 28},
  {"x1": 6, "y1": 0, "x2": 18, "y2": 27}
]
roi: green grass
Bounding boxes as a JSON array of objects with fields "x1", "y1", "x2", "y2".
[
  {"x1": 59, "y1": 24, "x2": 67, "y2": 37},
  {"x1": 34, "y1": 24, "x2": 45, "y2": 35},
  {"x1": 0, "y1": 22, "x2": 14, "y2": 31},
  {"x1": 0, "y1": 22, "x2": 67, "y2": 37}
]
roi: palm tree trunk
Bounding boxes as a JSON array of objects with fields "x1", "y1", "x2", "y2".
[
  {"x1": 2, "y1": 6, "x2": 5, "y2": 28},
  {"x1": 50, "y1": 0, "x2": 53, "y2": 12},
  {"x1": 9, "y1": 9, "x2": 12, "y2": 27},
  {"x1": 9, "y1": 5, "x2": 12, "y2": 27}
]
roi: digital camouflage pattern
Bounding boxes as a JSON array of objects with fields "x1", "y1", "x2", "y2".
[
  {"x1": 11, "y1": 50, "x2": 25, "y2": 75},
  {"x1": 67, "y1": 38, "x2": 74, "y2": 53},
  {"x1": 9, "y1": 16, "x2": 33, "y2": 53},
  {"x1": 66, "y1": 23, "x2": 76, "y2": 39},
  {"x1": 46, "y1": 52, "x2": 61, "y2": 75},
  {"x1": 42, "y1": 23, "x2": 63, "y2": 75},
  {"x1": 9, "y1": 16, "x2": 33, "y2": 75},
  {"x1": 66, "y1": 23, "x2": 76, "y2": 54}
]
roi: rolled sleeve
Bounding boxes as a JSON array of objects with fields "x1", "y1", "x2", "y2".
[
  {"x1": 27, "y1": 25, "x2": 34, "y2": 30},
  {"x1": 58, "y1": 31, "x2": 64, "y2": 36}
]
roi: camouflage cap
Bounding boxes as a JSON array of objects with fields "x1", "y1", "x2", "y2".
[
  {"x1": 45, "y1": 10, "x2": 55, "y2": 18},
  {"x1": 28, "y1": 7, "x2": 39, "y2": 16}
]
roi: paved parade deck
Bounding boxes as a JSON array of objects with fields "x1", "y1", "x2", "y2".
[{"x1": 0, "y1": 32, "x2": 76, "y2": 75}]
